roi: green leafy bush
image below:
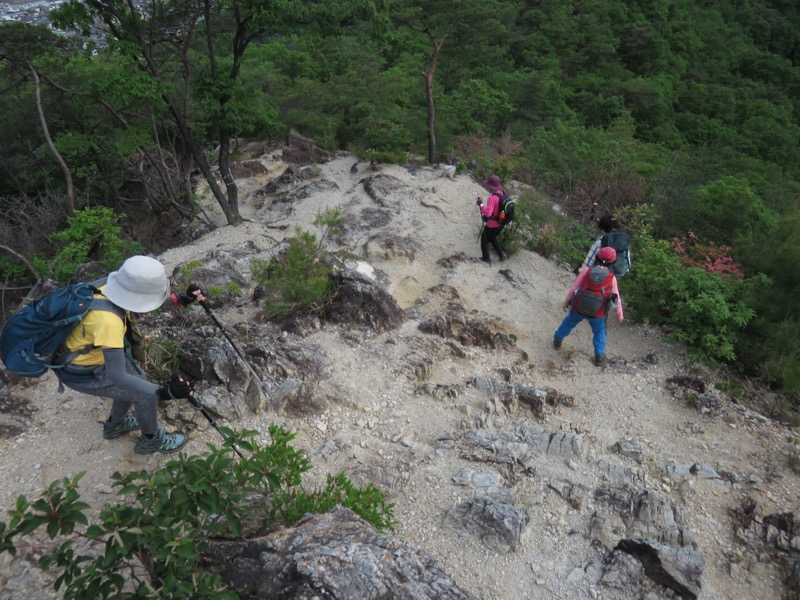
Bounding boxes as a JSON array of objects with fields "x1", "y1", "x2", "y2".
[
  {"x1": 50, "y1": 206, "x2": 142, "y2": 283},
  {"x1": 364, "y1": 150, "x2": 411, "y2": 164},
  {"x1": 0, "y1": 256, "x2": 28, "y2": 281},
  {"x1": 623, "y1": 207, "x2": 761, "y2": 362},
  {"x1": 252, "y1": 227, "x2": 333, "y2": 319},
  {"x1": 0, "y1": 425, "x2": 394, "y2": 599}
]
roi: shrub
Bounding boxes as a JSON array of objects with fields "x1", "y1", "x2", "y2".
[
  {"x1": 252, "y1": 227, "x2": 333, "y2": 319},
  {"x1": 49, "y1": 206, "x2": 142, "y2": 283},
  {"x1": 364, "y1": 150, "x2": 410, "y2": 164},
  {"x1": 0, "y1": 425, "x2": 394, "y2": 599},
  {"x1": 623, "y1": 206, "x2": 761, "y2": 362}
]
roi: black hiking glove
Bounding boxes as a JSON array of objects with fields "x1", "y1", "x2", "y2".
[
  {"x1": 157, "y1": 374, "x2": 193, "y2": 400},
  {"x1": 476, "y1": 197, "x2": 483, "y2": 206},
  {"x1": 172, "y1": 284, "x2": 203, "y2": 307}
]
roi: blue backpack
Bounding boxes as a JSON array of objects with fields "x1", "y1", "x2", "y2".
[{"x1": 0, "y1": 282, "x2": 122, "y2": 378}]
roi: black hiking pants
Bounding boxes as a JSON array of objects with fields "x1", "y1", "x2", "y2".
[{"x1": 481, "y1": 225, "x2": 505, "y2": 261}]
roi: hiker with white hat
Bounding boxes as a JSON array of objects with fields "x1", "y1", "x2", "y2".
[{"x1": 57, "y1": 255, "x2": 204, "y2": 454}]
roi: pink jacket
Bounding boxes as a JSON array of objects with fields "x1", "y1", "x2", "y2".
[
  {"x1": 563, "y1": 267, "x2": 624, "y2": 321},
  {"x1": 479, "y1": 190, "x2": 504, "y2": 228}
]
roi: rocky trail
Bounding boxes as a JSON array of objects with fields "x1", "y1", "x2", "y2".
[{"x1": 0, "y1": 141, "x2": 798, "y2": 599}]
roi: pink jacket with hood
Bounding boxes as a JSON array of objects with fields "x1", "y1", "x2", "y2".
[{"x1": 479, "y1": 175, "x2": 505, "y2": 228}]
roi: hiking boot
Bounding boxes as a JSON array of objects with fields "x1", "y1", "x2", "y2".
[
  {"x1": 134, "y1": 428, "x2": 188, "y2": 454},
  {"x1": 594, "y1": 354, "x2": 606, "y2": 367},
  {"x1": 553, "y1": 338, "x2": 562, "y2": 350},
  {"x1": 499, "y1": 252, "x2": 507, "y2": 262},
  {"x1": 480, "y1": 257, "x2": 491, "y2": 264},
  {"x1": 102, "y1": 415, "x2": 140, "y2": 439}
]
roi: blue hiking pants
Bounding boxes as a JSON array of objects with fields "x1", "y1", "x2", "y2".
[{"x1": 554, "y1": 309, "x2": 607, "y2": 356}]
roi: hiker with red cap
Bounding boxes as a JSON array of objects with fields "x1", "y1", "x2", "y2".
[
  {"x1": 553, "y1": 246, "x2": 624, "y2": 366},
  {"x1": 475, "y1": 175, "x2": 507, "y2": 264}
]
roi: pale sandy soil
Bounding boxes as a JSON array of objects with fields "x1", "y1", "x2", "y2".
[{"x1": 1, "y1": 150, "x2": 797, "y2": 599}]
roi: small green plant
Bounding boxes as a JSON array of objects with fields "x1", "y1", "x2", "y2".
[
  {"x1": 313, "y1": 206, "x2": 344, "y2": 248},
  {"x1": 140, "y1": 335, "x2": 183, "y2": 381},
  {"x1": 0, "y1": 256, "x2": 28, "y2": 280},
  {"x1": 207, "y1": 282, "x2": 243, "y2": 298},
  {"x1": 252, "y1": 227, "x2": 333, "y2": 319},
  {"x1": 49, "y1": 206, "x2": 142, "y2": 283},
  {"x1": 498, "y1": 220, "x2": 529, "y2": 256},
  {"x1": 0, "y1": 425, "x2": 394, "y2": 599},
  {"x1": 496, "y1": 332, "x2": 518, "y2": 345},
  {"x1": 178, "y1": 261, "x2": 204, "y2": 279},
  {"x1": 714, "y1": 380, "x2": 743, "y2": 399},
  {"x1": 685, "y1": 393, "x2": 698, "y2": 408}
]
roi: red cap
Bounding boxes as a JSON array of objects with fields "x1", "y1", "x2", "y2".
[{"x1": 597, "y1": 247, "x2": 617, "y2": 264}]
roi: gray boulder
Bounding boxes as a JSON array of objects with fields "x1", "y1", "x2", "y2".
[{"x1": 203, "y1": 506, "x2": 478, "y2": 600}]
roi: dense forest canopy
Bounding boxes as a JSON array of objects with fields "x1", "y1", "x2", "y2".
[{"x1": 1, "y1": 0, "x2": 799, "y2": 402}]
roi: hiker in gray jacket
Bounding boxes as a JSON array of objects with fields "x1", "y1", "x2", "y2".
[{"x1": 57, "y1": 255, "x2": 204, "y2": 454}]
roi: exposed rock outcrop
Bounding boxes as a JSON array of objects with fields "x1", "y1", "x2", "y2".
[{"x1": 203, "y1": 506, "x2": 478, "y2": 600}]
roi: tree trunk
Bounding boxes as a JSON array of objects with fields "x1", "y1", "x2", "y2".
[
  {"x1": 166, "y1": 98, "x2": 242, "y2": 225},
  {"x1": 217, "y1": 129, "x2": 239, "y2": 219},
  {"x1": 421, "y1": 31, "x2": 447, "y2": 165},
  {"x1": 30, "y1": 65, "x2": 74, "y2": 215},
  {"x1": 424, "y1": 72, "x2": 436, "y2": 165}
]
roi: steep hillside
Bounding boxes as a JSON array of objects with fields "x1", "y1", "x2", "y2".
[{"x1": 0, "y1": 148, "x2": 798, "y2": 599}]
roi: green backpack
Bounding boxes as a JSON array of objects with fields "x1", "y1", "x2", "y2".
[{"x1": 601, "y1": 230, "x2": 630, "y2": 278}]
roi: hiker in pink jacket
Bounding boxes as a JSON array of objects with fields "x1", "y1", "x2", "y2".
[
  {"x1": 553, "y1": 247, "x2": 624, "y2": 366},
  {"x1": 476, "y1": 175, "x2": 507, "y2": 264}
]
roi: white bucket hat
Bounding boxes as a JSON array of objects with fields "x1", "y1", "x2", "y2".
[{"x1": 103, "y1": 255, "x2": 170, "y2": 312}]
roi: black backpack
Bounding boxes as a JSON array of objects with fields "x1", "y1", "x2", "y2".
[
  {"x1": 493, "y1": 191, "x2": 516, "y2": 225},
  {"x1": 601, "y1": 230, "x2": 630, "y2": 278}
]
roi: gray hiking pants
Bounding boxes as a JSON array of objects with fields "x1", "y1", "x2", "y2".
[{"x1": 58, "y1": 350, "x2": 160, "y2": 435}]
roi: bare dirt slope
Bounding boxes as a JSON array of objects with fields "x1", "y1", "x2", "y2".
[{"x1": 0, "y1": 150, "x2": 797, "y2": 599}]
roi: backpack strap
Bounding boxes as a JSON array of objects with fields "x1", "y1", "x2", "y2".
[
  {"x1": 56, "y1": 297, "x2": 126, "y2": 368},
  {"x1": 490, "y1": 191, "x2": 504, "y2": 219}
]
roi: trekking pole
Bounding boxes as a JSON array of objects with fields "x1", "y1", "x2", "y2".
[
  {"x1": 187, "y1": 393, "x2": 244, "y2": 459},
  {"x1": 198, "y1": 299, "x2": 268, "y2": 390}
]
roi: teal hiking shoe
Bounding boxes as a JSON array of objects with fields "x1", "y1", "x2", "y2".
[
  {"x1": 102, "y1": 415, "x2": 140, "y2": 439},
  {"x1": 134, "y1": 428, "x2": 188, "y2": 454}
]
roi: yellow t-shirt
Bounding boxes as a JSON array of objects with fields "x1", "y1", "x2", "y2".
[{"x1": 63, "y1": 290, "x2": 127, "y2": 367}]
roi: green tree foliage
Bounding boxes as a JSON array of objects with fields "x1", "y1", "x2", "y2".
[
  {"x1": 3, "y1": 1, "x2": 800, "y2": 394},
  {"x1": 251, "y1": 228, "x2": 333, "y2": 319},
  {"x1": 49, "y1": 206, "x2": 143, "y2": 283},
  {"x1": 440, "y1": 79, "x2": 514, "y2": 136},
  {"x1": 51, "y1": 0, "x2": 389, "y2": 225},
  {"x1": 0, "y1": 426, "x2": 394, "y2": 599},
  {"x1": 622, "y1": 207, "x2": 761, "y2": 363},
  {"x1": 690, "y1": 176, "x2": 779, "y2": 245}
]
